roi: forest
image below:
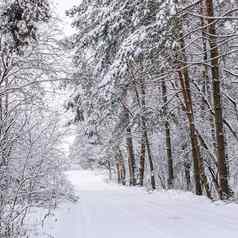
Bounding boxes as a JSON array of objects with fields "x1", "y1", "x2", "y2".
[{"x1": 1, "y1": 0, "x2": 238, "y2": 237}]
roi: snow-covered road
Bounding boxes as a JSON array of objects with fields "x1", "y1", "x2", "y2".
[{"x1": 37, "y1": 170, "x2": 238, "y2": 238}]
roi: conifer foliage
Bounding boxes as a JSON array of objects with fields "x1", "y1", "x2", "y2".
[
  {"x1": 66, "y1": 0, "x2": 238, "y2": 200},
  {"x1": 1, "y1": 0, "x2": 50, "y2": 50}
]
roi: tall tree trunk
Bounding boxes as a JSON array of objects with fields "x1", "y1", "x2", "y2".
[
  {"x1": 131, "y1": 69, "x2": 156, "y2": 189},
  {"x1": 183, "y1": 143, "x2": 191, "y2": 191},
  {"x1": 174, "y1": 20, "x2": 202, "y2": 195},
  {"x1": 200, "y1": 1, "x2": 218, "y2": 197},
  {"x1": 200, "y1": 2, "x2": 210, "y2": 117},
  {"x1": 118, "y1": 149, "x2": 126, "y2": 185},
  {"x1": 144, "y1": 131, "x2": 156, "y2": 189},
  {"x1": 125, "y1": 110, "x2": 136, "y2": 186},
  {"x1": 172, "y1": 66, "x2": 211, "y2": 197},
  {"x1": 121, "y1": 161, "x2": 126, "y2": 185},
  {"x1": 139, "y1": 135, "x2": 146, "y2": 186},
  {"x1": 184, "y1": 161, "x2": 191, "y2": 191},
  {"x1": 177, "y1": 63, "x2": 211, "y2": 198},
  {"x1": 205, "y1": 0, "x2": 231, "y2": 199},
  {"x1": 116, "y1": 162, "x2": 121, "y2": 184},
  {"x1": 162, "y1": 79, "x2": 174, "y2": 188},
  {"x1": 177, "y1": 68, "x2": 202, "y2": 195},
  {"x1": 173, "y1": 1, "x2": 212, "y2": 197},
  {"x1": 140, "y1": 78, "x2": 156, "y2": 189}
]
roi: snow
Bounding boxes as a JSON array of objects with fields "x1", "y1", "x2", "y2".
[
  {"x1": 53, "y1": 0, "x2": 81, "y2": 35},
  {"x1": 33, "y1": 170, "x2": 238, "y2": 238}
]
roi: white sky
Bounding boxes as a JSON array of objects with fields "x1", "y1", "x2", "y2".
[
  {"x1": 53, "y1": 0, "x2": 81, "y2": 35},
  {"x1": 48, "y1": 1, "x2": 81, "y2": 154}
]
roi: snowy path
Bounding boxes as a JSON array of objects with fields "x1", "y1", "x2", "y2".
[{"x1": 39, "y1": 170, "x2": 238, "y2": 238}]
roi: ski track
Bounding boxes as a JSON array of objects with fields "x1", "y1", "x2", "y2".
[{"x1": 41, "y1": 170, "x2": 238, "y2": 238}]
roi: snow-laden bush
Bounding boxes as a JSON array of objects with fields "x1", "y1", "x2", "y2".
[{"x1": 0, "y1": 109, "x2": 76, "y2": 238}]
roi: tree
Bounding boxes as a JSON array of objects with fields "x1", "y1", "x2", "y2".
[
  {"x1": 204, "y1": 0, "x2": 232, "y2": 199},
  {"x1": 0, "y1": 1, "x2": 76, "y2": 236},
  {"x1": 65, "y1": 0, "x2": 238, "y2": 200}
]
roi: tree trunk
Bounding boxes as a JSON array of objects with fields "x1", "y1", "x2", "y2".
[
  {"x1": 139, "y1": 135, "x2": 146, "y2": 186},
  {"x1": 126, "y1": 113, "x2": 136, "y2": 186},
  {"x1": 176, "y1": 46, "x2": 202, "y2": 196},
  {"x1": 200, "y1": 2, "x2": 210, "y2": 118},
  {"x1": 140, "y1": 78, "x2": 156, "y2": 189},
  {"x1": 116, "y1": 162, "x2": 121, "y2": 184},
  {"x1": 120, "y1": 160, "x2": 126, "y2": 186},
  {"x1": 173, "y1": 1, "x2": 213, "y2": 196},
  {"x1": 132, "y1": 71, "x2": 156, "y2": 189},
  {"x1": 184, "y1": 163, "x2": 191, "y2": 191},
  {"x1": 118, "y1": 148, "x2": 126, "y2": 185},
  {"x1": 205, "y1": 0, "x2": 231, "y2": 199},
  {"x1": 144, "y1": 131, "x2": 156, "y2": 189},
  {"x1": 183, "y1": 145, "x2": 191, "y2": 192},
  {"x1": 108, "y1": 160, "x2": 112, "y2": 180},
  {"x1": 162, "y1": 79, "x2": 174, "y2": 189}
]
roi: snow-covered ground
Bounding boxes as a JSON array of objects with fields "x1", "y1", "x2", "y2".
[{"x1": 32, "y1": 170, "x2": 238, "y2": 238}]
